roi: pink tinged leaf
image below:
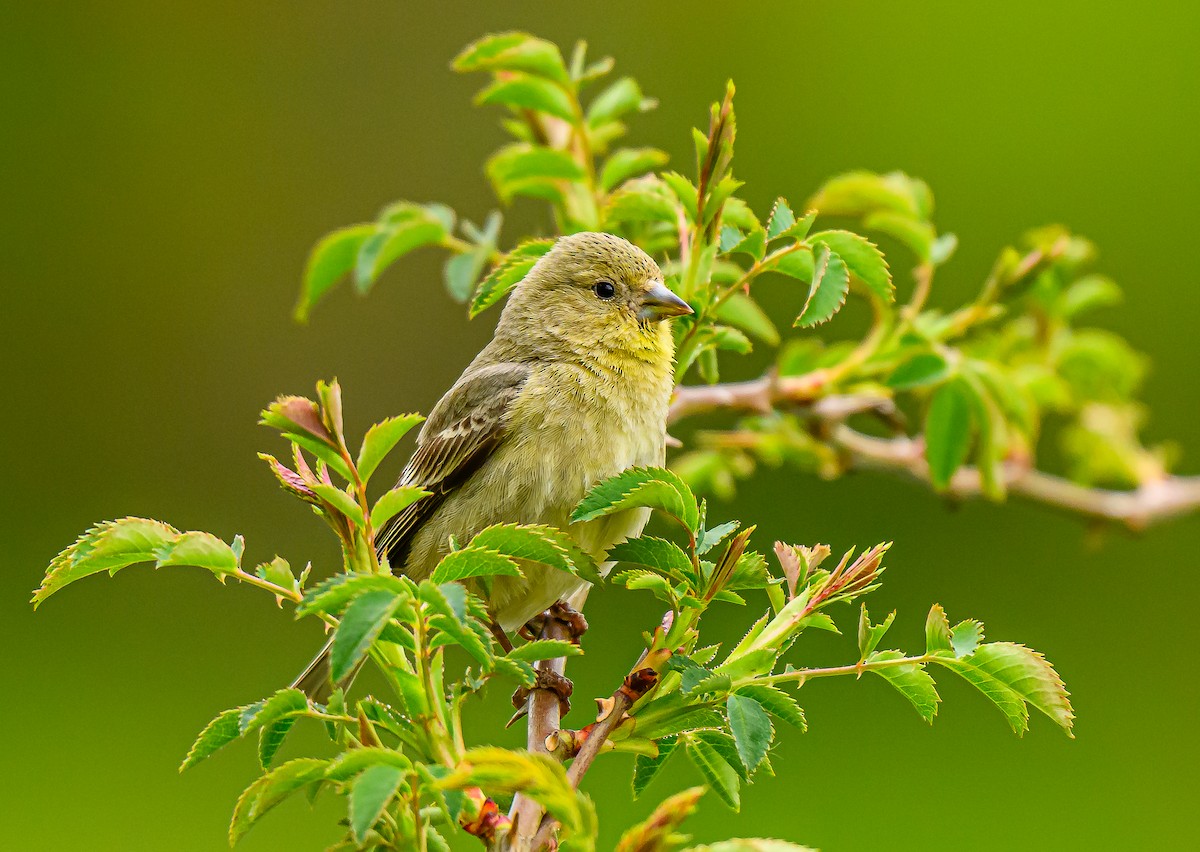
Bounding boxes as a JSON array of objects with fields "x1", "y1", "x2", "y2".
[
  {"x1": 773, "y1": 542, "x2": 801, "y2": 600},
  {"x1": 273, "y1": 396, "x2": 334, "y2": 445}
]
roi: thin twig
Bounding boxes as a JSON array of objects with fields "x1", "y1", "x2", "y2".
[{"x1": 668, "y1": 378, "x2": 1200, "y2": 530}]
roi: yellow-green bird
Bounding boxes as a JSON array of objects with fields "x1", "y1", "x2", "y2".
[{"x1": 294, "y1": 231, "x2": 691, "y2": 699}]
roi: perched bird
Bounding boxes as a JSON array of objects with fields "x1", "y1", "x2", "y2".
[{"x1": 294, "y1": 231, "x2": 691, "y2": 700}]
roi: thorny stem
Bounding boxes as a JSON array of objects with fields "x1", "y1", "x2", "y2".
[{"x1": 761, "y1": 652, "x2": 940, "y2": 686}]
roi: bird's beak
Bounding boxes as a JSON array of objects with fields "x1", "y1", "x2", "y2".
[{"x1": 638, "y1": 281, "x2": 693, "y2": 322}]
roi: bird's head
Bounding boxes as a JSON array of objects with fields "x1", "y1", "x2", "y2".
[{"x1": 502, "y1": 232, "x2": 692, "y2": 362}]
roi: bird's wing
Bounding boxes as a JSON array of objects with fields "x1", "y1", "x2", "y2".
[{"x1": 375, "y1": 361, "x2": 530, "y2": 570}]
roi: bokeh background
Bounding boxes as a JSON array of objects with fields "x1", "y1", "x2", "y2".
[{"x1": 4, "y1": 2, "x2": 1199, "y2": 849}]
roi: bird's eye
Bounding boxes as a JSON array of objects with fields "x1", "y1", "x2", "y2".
[{"x1": 593, "y1": 280, "x2": 616, "y2": 300}]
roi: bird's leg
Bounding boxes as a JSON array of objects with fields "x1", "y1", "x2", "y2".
[
  {"x1": 547, "y1": 600, "x2": 588, "y2": 643},
  {"x1": 507, "y1": 599, "x2": 586, "y2": 726}
]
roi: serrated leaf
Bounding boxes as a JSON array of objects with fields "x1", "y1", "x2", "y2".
[
  {"x1": 453, "y1": 32, "x2": 568, "y2": 84},
  {"x1": 857, "y1": 604, "x2": 896, "y2": 659},
  {"x1": 350, "y1": 764, "x2": 405, "y2": 844},
  {"x1": 600, "y1": 147, "x2": 669, "y2": 192},
  {"x1": 230, "y1": 758, "x2": 329, "y2": 844},
  {"x1": 685, "y1": 736, "x2": 740, "y2": 810},
  {"x1": 794, "y1": 244, "x2": 849, "y2": 328},
  {"x1": 697, "y1": 521, "x2": 740, "y2": 556},
  {"x1": 475, "y1": 73, "x2": 575, "y2": 121},
  {"x1": 370, "y1": 485, "x2": 431, "y2": 531},
  {"x1": 180, "y1": 707, "x2": 242, "y2": 771},
  {"x1": 356, "y1": 414, "x2": 424, "y2": 483},
  {"x1": 888, "y1": 351, "x2": 950, "y2": 390},
  {"x1": 734, "y1": 685, "x2": 806, "y2": 731},
  {"x1": 607, "y1": 536, "x2": 694, "y2": 583},
  {"x1": 863, "y1": 211, "x2": 935, "y2": 261},
  {"x1": 429, "y1": 547, "x2": 523, "y2": 584},
  {"x1": 924, "y1": 378, "x2": 976, "y2": 489},
  {"x1": 808, "y1": 170, "x2": 925, "y2": 218},
  {"x1": 295, "y1": 223, "x2": 375, "y2": 321},
  {"x1": 726, "y1": 694, "x2": 772, "y2": 772},
  {"x1": 298, "y1": 573, "x2": 411, "y2": 617},
  {"x1": 867, "y1": 651, "x2": 941, "y2": 722},
  {"x1": 766, "y1": 198, "x2": 795, "y2": 240},
  {"x1": 951, "y1": 619, "x2": 984, "y2": 658},
  {"x1": 573, "y1": 466, "x2": 700, "y2": 533},
  {"x1": 330, "y1": 589, "x2": 404, "y2": 683},
  {"x1": 470, "y1": 239, "x2": 554, "y2": 317},
  {"x1": 507, "y1": 639, "x2": 584, "y2": 662},
  {"x1": 937, "y1": 642, "x2": 1073, "y2": 736},
  {"x1": 925, "y1": 604, "x2": 954, "y2": 655},
  {"x1": 810, "y1": 230, "x2": 892, "y2": 300},
  {"x1": 33, "y1": 519, "x2": 244, "y2": 607},
  {"x1": 469, "y1": 523, "x2": 602, "y2": 583}
]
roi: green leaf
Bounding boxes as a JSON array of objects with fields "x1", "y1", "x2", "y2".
[
  {"x1": 607, "y1": 536, "x2": 694, "y2": 583},
  {"x1": 951, "y1": 619, "x2": 984, "y2": 658},
  {"x1": 180, "y1": 707, "x2": 242, "y2": 771},
  {"x1": 311, "y1": 483, "x2": 365, "y2": 528},
  {"x1": 298, "y1": 573, "x2": 411, "y2": 617},
  {"x1": 354, "y1": 218, "x2": 446, "y2": 293},
  {"x1": 794, "y1": 244, "x2": 850, "y2": 328},
  {"x1": 734, "y1": 685, "x2": 806, "y2": 732},
  {"x1": 33, "y1": 519, "x2": 244, "y2": 607},
  {"x1": 1058, "y1": 274, "x2": 1122, "y2": 318},
  {"x1": 887, "y1": 351, "x2": 950, "y2": 390},
  {"x1": 370, "y1": 486, "x2": 431, "y2": 531},
  {"x1": 470, "y1": 239, "x2": 554, "y2": 317},
  {"x1": 867, "y1": 650, "x2": 940, "y2": 722},
  {"x1": 937, "y1": 643, "x2": 1074, "y2": 736},
  {"x1": 453, "y1": 32, "x2": 568, "y2": 84},
  {"x1": 697, "y1": 521, "x2": 740, "y2": 556},
  {"x1": 572, "y1": 466, "x2": 700, "y2": 533},
  {"x1": 924, "y1": 378, "x2": 976, "y2": 489},
  {"x1": 808, "y1": 170, "x2": 925, "y2": 218},
  {"x1": 714, "y1": 293, "x2": 779, "y2": 345},
  {"x1": 429, "y1": 547, "x2": 523, "y2": 584},
  {"x1": 444, "y1": 211, "x2": 501, "y2": 303},
  {"x1": 230, "y1": 758, "x2": 329, "y2": 844},
  {"x1": 661, "y1": 172, "x2": 699, "y2": 222},
  {"x1": 245, "y1": 689, "x2": 309, "y2": 769},
  {"x1": 691, "y1": 841, "x2": 818, "y2": 851},
  {"x1": 604, "y1": 180, "x2": 680, "y2": 225},
  {"x1": 356, "y1": 414, "x2": 424, "y2": 483},
  {"x1": 632, "y1": 735, "x2": 679, "y2": 798},
  {"x1": 507, "y1": 639, "x2": 584, "y2": 662},
  {"x1": 330, "y1": 589, "x2": 404, "y2": 683},
  {"x1": 857, "y1": 604, "x2": 896, "y2": 659},
  {"x1": 766, "y1": 198, "x2": 795, "y2": 240},
  {"x1": 810, "y1": 230, "x2": 892, "y2": 300},
  {"x1": 296, "y1": 223, "x2": 375, "y2": 321},
  {"x1": 587, "y1": 76, "x2": 652, "y2": 126},
  {"x1": 350, "y1": 764, "x2": 405, "y2": 844},
  {"x1": 685, "y1": 736, "x2": 740, "y2": 810},
  {"x1": 600, "y1": 147, "x2": 669, "y2": 192},
  {"x1": 469, "y1": 523, "x2": 602, "y2": 583},
  {"x1": 863, "y1": 211, "x2": 935, "y2": 262},
  {"x1": 925, "y1": 604, "x2": 954, "y2": 655},
  {"x1": 486, "y1": 143, "x2": 585, "y2": 203},
  {"x1": 475, "y1": 73, "x2": 575, "y2": 121},
  {"x1": 726, "y1": 694, "x2": 772, "y2": 772}
]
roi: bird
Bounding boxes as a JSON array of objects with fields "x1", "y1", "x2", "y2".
[{"x1": 293, "y1": 231, "x2": 692, "y2": 701}]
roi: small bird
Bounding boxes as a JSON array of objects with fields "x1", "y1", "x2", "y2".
[{"x1": 294, "y1": 231, "x2": 691, "y2": 700}]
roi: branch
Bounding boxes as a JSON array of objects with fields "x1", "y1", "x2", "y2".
[{"x1": 669, "y1": 378, "x2": 1200, "y2": 531}]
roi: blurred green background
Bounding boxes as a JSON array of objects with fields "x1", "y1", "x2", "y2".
[{"x1": 4, "y1": 2, "x2": 1199, "y2": 849}]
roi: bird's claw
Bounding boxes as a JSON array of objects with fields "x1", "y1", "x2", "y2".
[
  {"x1": 507, "y1": 669, "x2": 574, "y2": 726},
  {"x1": 519, "y1": 601, "x2": 589, "y2": 643}
]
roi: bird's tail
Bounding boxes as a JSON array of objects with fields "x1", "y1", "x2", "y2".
[{"x1": 291, "y1": 638, "x2": 335, "y2": 703}]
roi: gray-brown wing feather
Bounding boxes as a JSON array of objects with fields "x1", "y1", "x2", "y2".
[{"x1": 374, "y1": 362, "x2": 529, "y2": 570}]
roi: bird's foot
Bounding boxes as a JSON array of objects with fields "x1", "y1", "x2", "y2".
[
  {"x1": 507, "y1": 669, "x2": 574, "y2": 726},
  {"x1": 518, "y1": 600, "x2": 589, "y2": 643}
]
